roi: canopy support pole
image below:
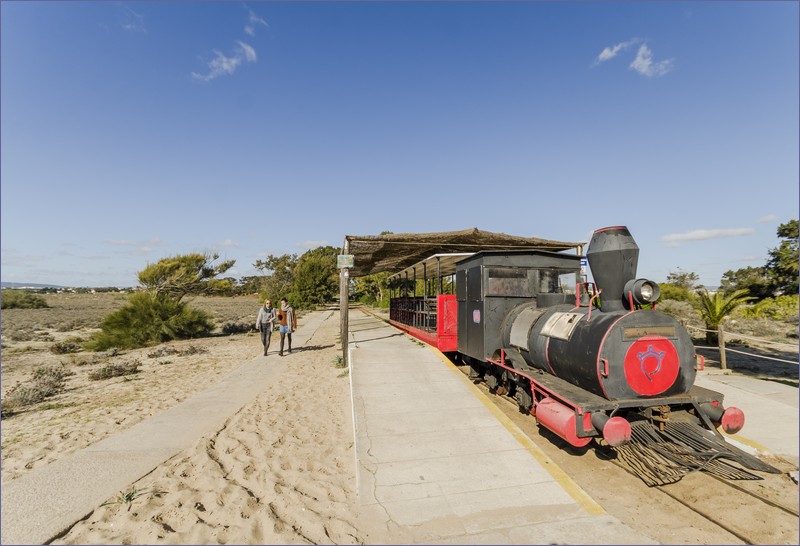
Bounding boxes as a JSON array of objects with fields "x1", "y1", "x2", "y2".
[{"x1": 340, "y1": 239, "x2": 350, "y2": 368}]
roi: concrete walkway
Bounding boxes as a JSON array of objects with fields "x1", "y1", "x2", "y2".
[
  {"x1": 0, "y1": 311, "x2": 330, "y2": 546},
  {"x1": 347, "y1": 309, "x2": 655, "y2": 545},
  {"x1": 695, "y1": 371, "x2": 799, "y2": 464}
]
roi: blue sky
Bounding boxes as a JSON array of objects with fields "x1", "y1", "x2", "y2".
[{"x1": 2, "y1": 1, "x2": 797, "y2": 288}]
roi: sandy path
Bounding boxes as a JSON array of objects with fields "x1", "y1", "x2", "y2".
[{"x1": 54, "y1": 311, "x2": 373, "y2": 544}]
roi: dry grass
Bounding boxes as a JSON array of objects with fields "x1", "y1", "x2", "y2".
[
  {"x1": 1, "y1": 293, "x2": 260, "y2": 342},
  {"x1": 0, "y1": 293, "x2": 263, "y2": 481},
  {"x1": 1, "y1": 365, "x2": 75, "y2": 417},
  {"x1": 87, "y1": 361, "x2": 142, "y2": 381}
]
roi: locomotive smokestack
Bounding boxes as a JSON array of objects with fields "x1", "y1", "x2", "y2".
[{"x1": 586, "y1": 226, "x2": 639, "y2": 312}]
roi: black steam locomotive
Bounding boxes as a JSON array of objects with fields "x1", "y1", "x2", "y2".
[{"x1": 450, "y1": 226, "x2": 777, "y2": 484}]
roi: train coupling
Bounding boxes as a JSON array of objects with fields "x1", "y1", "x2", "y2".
[
  {"x1": 591, "y1": 412, "x2": 632, "y2": 447},
  {"x1": 700, "y1": 402, "x2": 745, "y2": 435}
]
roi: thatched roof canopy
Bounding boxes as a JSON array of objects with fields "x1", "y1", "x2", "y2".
[{"x1": 343, "y1": 228, "x2": 584, "y2": 277}]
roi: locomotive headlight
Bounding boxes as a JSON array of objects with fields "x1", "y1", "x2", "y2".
[{"x1": 624, "y1": 278, "x2": 661, "y2": 305}]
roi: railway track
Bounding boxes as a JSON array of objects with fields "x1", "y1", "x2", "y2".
[
  {"x1": 460, "y1": 366, "x2": 799, "y2": 545},
  {"x1": 648, "y1": 469, "x2": 798, "y2": 544}
]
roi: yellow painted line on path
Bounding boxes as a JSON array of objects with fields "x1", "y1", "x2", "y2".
[
  {"x1": 428, "y1": 346, "x2": 606, "y2": 516},
  {"x1": 721, "y1": 430, "x2": 772, "y2": 453}
]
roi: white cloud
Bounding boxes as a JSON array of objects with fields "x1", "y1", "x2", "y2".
[
  {"x1": 192, "y1": 42, "x2": 257, "y2": 83},
  {"x1": 661, "y1": 228, "x2": 754, "y2": 247},
  {"x1": 756, "y1": 214, "x2": 778, "y2": 224},
  {"x1": 105, "y1": 237, "x2": 161, "y2": 255},
  {"x1": 297, "y1": 240, "x2": 330, "y2": 250},
  {"x1": 244, "y1": 8, "x2": 268, "y2": 37},
  {"x1": 629, "y1": 44, "x2": 675, "y2": 77},
  {"x1": 593, "y1": 39, "x2": 638, "y2": 66},
  {"x1": 216, "y1": 239, "x2": 240, "y2": 249},
  {"x1": 1, "y1": 248, "x2": 46, "y2": 267},
  {"x1": 192, "y1": 7, "x2": 263, "y2": 83},
  {"x1": 119, "y1": 4, "x2": 146, "y2": 34},
  {"x1": 193, "y1": 51, "x2": 241, "y2": 81},
  {"x1": 239, "y1": 41, "x2": 257, "y2": 63}
]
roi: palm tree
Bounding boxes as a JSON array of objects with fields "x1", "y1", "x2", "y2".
[{"x1": 694, "y1": 289, "x2": 753, "y2": 343}]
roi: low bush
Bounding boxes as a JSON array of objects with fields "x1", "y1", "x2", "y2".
[
  {"x1": 8, "y1": 330, "x2": 54, "y2": 343},
  {"x1": 86, "y1": 292, "x2": 214, "y2": 351},
  {"x1": 88, "y1": 360, "x2": 141, "y2": 381},
  {"x1": 146, "y1": 344, "x2": 208, "y2": 358},
  {"x1": 32, "y1": 364, "x2": 75, "y2": 384},
  {"x1": 1, "y1": 365, "x2": 74, "y2": 418},
  {"x1": 222, "y1": 321, "x2": 252, "y2": 335},
  {"x1": 736, "y1": 294, "x2": 799, "y2": 321},
  {"x1": 655, "y1": 299, "x2": 704, "y2": 330},
  {"x1": 50, "y1": 337, "x2": 84, "y2": 354},
  {"x1": 146, "y1": 346, "x2": 178, "y2": 358},
  {"x1": 1, "y1": 290, "x2": 49, "y2": 309},
  {"x1": 178, "y1": 345, "x2": 208, "y2": 356}
]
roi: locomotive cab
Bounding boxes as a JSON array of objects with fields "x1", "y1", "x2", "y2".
[{"x1": 454, "y1": 250, "x2": 582, "y2": 364}]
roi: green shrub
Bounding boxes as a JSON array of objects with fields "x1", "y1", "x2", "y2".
[
  {"x1": 1, "y1": 290, "x2": 49, "y2": 309},
  {"x1": 656, "y1": 284, "x2": 696, "y2": 304},
  {"x1": 656, "y1": 299, "x2": 703, "y2": 329},
  {"x1": 293, "y1": 255, "x2": 338, "y2": 309},
  {"x1": 735, "y1": 294, "x2": 799, "y2": 321},
  {"x1": 86, "y1": 292, "x2": 213, "y2": 351}
]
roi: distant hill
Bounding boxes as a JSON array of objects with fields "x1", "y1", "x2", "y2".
[{"x1": 1, "y1": 282, "x2": 68, "y2": 289}]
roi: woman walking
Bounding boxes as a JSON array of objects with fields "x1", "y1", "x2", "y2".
[
  {"x1": 255, "y1": 298, "x2": 276, "y2": 356},
  {"x1": 276, "y1": 297, "x2": 297, "y2": 356}
]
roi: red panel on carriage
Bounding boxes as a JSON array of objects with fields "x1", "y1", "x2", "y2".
[
  {"x1": 436, "y1": 294, "x2": 458, "y2": 352},
  {"x1": 388, "y1": 294, "x2": 459, "y2": 353}
]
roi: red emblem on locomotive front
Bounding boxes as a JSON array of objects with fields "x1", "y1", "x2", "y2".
[
  {"x1": 624, "y1": 336, "x2": 680, "y2": 396},
  {"x1": 637, "y1": 345, "x2": 665, "y2": 381}
]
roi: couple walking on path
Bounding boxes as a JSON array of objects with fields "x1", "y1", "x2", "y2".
[{"x1": 256, "y1": 297, "x2": 297, "y2": 356}]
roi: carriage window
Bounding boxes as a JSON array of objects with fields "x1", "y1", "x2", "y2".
[
  {"x1": 539, "y1": 271, "x2": 559, "y2": 293},
  {"x1": 486, "y1": 268, "x2": 533, "y2": 297},
  {"x1": 538, "y1": 270, "x2": 577, "y2": 294},
  {"x1": 558, "y1": 272, "x2": 577, "y2": 295}
]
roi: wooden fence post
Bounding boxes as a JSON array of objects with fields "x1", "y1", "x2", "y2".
[{"x1": 718, "y1": 323, "x2": 727, "y2": 370}]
